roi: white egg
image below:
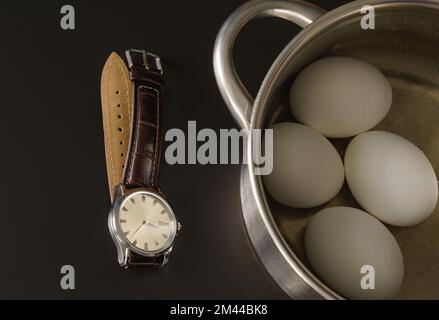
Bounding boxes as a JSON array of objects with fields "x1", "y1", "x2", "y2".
[
  {"x1": 262, "y1": 122, "x2": 344, "y2": 208},
  {"x1": 290, "y1": 56, "x2": 392, "y2": 138},
  {"x1": 305, "y1": 207, "x2": 404, "y2": 300},
  {"x1": 345, "y1": 131, "x2": 438, "y2": 226}
]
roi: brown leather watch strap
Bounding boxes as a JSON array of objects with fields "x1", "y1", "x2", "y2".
[
  {"x1": 122, "y1": 50, "x2": 164, "y2": 189},
  {"x1": 127, "y1": 252, "x2": 163, "y2": 267},
  {"x1": 101, "y1": 52, "x2": 132, "y2": 202}
]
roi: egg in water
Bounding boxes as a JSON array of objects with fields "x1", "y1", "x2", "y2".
[
  {"x1": 344, "y1": 131, "x2": 438, "y2": 226},
  {"x1": 290, "y1": 56, "x2": 392, "y2": 138},
  {"x1": 263, "y1": 122, "x2": 344, "y2": 208},
  {"x1": 305, "y1": 206, "x2": 404, "y2": 300}
]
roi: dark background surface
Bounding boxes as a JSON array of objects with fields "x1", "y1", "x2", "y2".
[{"x1": 0, "y1": 0, "x2": 351, "y2": 299}]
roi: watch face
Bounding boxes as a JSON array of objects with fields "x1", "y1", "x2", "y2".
[{"x1": 117, "y1": 191, "x2": 176, "y2": 254}]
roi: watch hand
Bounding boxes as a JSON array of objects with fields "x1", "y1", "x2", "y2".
[
  {"x1": 131, "y1": 221, "x2": 146, "y2": 239},
  {"x1": 147, "y1": 222, "x2": 158, "y2": 228}
]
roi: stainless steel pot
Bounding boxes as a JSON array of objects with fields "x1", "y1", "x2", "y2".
[{"x1": 214, "y1": 0, "x2": 439, "y2": 299}]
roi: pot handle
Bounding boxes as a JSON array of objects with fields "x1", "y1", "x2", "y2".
[{"x1": 213, "y1": 0, "x2": 326, "y2": 129}]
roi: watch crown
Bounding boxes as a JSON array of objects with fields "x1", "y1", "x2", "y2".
[{"x1": 177, "y1": 222, "x2": 182, "y2": 231}]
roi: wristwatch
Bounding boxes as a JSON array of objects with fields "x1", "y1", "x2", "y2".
[{"x1": 101, "y1": 49, "x2": 181, "y2": 268}]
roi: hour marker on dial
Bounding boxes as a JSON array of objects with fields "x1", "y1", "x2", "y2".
[
  {"x1": 162, "y1": 233, "x2": 168, "y2": 239},
  {"x1": 159, "y1": 221, "x2": 169, "y2": 226},
  {"x1": 120, "y1": 219, "x2": 127, "y2": 223},
  {"x1": 124, "y1": 231, "x2": 129, "y2": 236},
  {"x1": 142, "y1": 195, "x2": 146, "y2": 202},
  {"x1": 155, "y1": 240, "x2": 160, "y2": 247},
  {"x1": 161, "y1": 210, "x2": 166, "y2": 215},
  {"x1": 144, "y1": 242, "x2": 149, "y2": 250},
  {"x1": 133, "y1": 240, "x2": 138, "y2": 246},
  {"x1": 153, "y1": 200, "x2": 158, "y2": 206},
  {"x1": 130, "y1": 198, "x2": 135, "y2": 204},
  {"x1": 122, "y1": 207, "x2": 128, "y2": 212}
]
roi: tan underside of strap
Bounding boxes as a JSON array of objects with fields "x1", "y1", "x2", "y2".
[{"x1": 101, "y1": 52, "x2": 132, "y2": 202}]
